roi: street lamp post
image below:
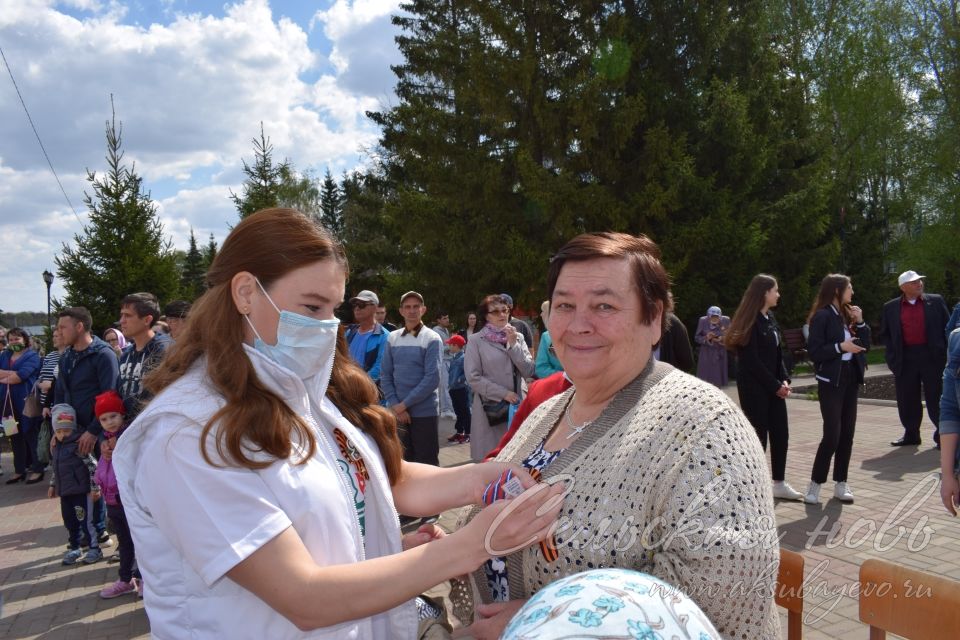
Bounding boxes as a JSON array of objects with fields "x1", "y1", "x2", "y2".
[{"x1": 42, "y1": 270, "x2": 54, "y2": 330}]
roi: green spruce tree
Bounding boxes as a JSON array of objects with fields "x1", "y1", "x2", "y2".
[
  {"x1": 204, "y1": 233, "x2": 218, "y2": 268},
  {"x1": 180, "y1": 228, "x2": 206, "y2": 300},
  {"x1": 230, "y1": 124, "x2": 290, "y2": 219},
  {"x1": 56, "y1": 105, "x2": 180, "y2": 333},
  {"x1": 319, "y1": 168, "x2": 344, "y2": 240},
  {"x1": 369, "y1": 0, "x2": 830, "y2": 324}
]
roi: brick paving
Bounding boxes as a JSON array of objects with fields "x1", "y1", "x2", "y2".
[{"x1": 1, "y1": 376, "x2": 953, "y2": 638}]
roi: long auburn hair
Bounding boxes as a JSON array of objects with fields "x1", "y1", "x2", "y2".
[
  {"x1": 144, "y1": 208, "x2": 403, "y2": 484},
  {"x1": 807, "y1": 274, "x2": 853, "y2": 326},
  {"x1": 725, "y1": 274, "x2": 778, "y2": 350}
]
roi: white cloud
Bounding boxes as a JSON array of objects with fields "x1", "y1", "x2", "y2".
[
  {"x1": 313, "y1": 0, "x2": 403, "y2": 96},
  {"x1": 313, "y1": 0, "x2": 397, "y2": 40},
  {"x1": 0, "y1": 0, "x2": 404, "y2": 311},
  {"x1": 156, "y1": 184, "x2": 235, "y2": 247}
]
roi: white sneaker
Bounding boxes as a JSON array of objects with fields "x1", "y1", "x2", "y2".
[
  {"x1": 834, "y1": 482, "x2": 854, "y2": 503},
  {"x1": 772, "y1": 481, "x2": 803, "y2": 501},
  {"x1": 803, "y1": 482, "x2": 822, "y2": 504}
]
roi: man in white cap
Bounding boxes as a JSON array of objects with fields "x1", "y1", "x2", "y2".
[
  {"x1": 345, "y1": 290, "x2": 389, "y2": 386},
  {"x1": 878, "y1": 270, "x2": 950, "y2": 447}
]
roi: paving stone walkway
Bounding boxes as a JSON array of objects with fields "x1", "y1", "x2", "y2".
[{"x1": 1, "y1": 379, "x2": 952, "y2": 638}]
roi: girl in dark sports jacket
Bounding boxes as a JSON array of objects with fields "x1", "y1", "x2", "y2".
[
  {"x1": 804, "y1": 274, "x2": 869, "y2": 504},
  {"x1": 727, "y1": 274, "x2": 804, "y2": 501}
]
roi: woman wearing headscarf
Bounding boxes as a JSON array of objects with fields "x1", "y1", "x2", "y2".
[
  {"x1": 452, "y1": 233, "x2": 780, "y2": 640},
  {"x1": 695, "y1": 305, "x2": 730, "y2": 387},
  {"x1": 464, "y1": 295, "x2": 536, "y2": 461},
  {"x1": 103, "y1": 327, "x2": 127, "y2": 358}
]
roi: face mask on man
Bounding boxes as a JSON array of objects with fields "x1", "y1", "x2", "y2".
[{"x1": 244, "y1": 279, "x2": 341, "y2": 387}]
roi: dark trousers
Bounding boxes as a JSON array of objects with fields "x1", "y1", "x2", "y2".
[
  {"x1": 449, "y1": 388, "x2": 471, "y2": 435},
  {"x1": 61, "y1": 493, "x2": 99, "y2": 551},
  {"x1": 399, "y1": 415, "x2": 440, "y2": 466},
  {"x1": 738, "y1": 385, "x2": 789, "y2": 481},
  {"x1": 107, "y1": 503, "x2": 140, "y2": 582},
  {"x1": 812, "y1": 361, "x2": 859, "y2": 483},
  {"x1": 896, "y1": 345, "x2": 943, "y2": 441},
  {"x1": 9, "y1": 412, "x2": 43, "y2": 475},
  {"x1": 9, "y1": 430, "x2": 33, "y2": 475}
]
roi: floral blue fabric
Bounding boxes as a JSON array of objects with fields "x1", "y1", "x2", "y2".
[
  {"x1": 502, "y1": 568, "x2": 721, "y2": 640},
  {"x1": 484, "y1": 438, "x2": 564, "y2": 601}
]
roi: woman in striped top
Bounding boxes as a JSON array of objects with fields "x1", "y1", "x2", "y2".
[{"x1": 26, "y1": 327, "x2": 65, "y2": 483}]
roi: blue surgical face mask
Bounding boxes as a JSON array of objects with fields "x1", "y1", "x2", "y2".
[{"x1": 244, "y1": 279, "x2": 341, "y2": 385}]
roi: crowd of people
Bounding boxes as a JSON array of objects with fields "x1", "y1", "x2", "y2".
[
  {"x1": 1, "y1": 206, "x2": 959, "y2": 638},
  {"x1": 0, "y1": 294, "x2": 191, "y2": 600}
]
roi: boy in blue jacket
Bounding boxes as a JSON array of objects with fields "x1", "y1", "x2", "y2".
[
  {"x1": 444, "y1": 335, "x2": 471, "y2": 443},
  {"x1": 47, "y1": 403, "x2": 102, "y2": 565}
]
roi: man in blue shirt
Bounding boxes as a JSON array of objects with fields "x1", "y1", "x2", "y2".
[
  {"x1": 380, "y1": 291, "x2": 442, "y2": 467},
  {"x1": 345, "y1": 290, "x2": 388, "y2": 385}
]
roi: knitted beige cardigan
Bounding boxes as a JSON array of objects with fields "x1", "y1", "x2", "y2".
[{"x1": 452, "y1": 360, "x2": 782, "y2": 640}]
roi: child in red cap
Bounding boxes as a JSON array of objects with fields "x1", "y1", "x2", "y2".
[
  {"x1": 444, "y1": 334, "x2": 471, "y2": 443},
  {"x1": 92, "y1": 390, "x2": 142, "y2": 598}
]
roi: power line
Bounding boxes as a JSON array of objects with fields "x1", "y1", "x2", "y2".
[{"x1": 0, "y1": 46, "x2": 84, "y2": 225}]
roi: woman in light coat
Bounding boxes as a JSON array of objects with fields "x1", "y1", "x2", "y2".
[{"x1": 465, "y1": 294, "x2": 535, "y2": 461}]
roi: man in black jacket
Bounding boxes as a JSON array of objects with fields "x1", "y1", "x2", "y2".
[
  {"x1": 877, "y1": 270, "x2": 951, "y2": 447},
  {"x1": 655, "y1": 312, "x2": 695, "y2": 374},
  {"x1": 54, "y1": 307, "x2": 118, "y2": 545}
]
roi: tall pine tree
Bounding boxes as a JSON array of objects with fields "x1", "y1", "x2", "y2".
[{"x1": 56, "y1": 105, "x2": 179, "y2": 333}]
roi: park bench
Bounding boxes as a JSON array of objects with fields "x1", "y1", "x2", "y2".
[
  {"x1": 781, "y1": 328, "x2": 808, "y2": 367},
  {"x1": 776, "y1": 549, "x2": 804, "y2": 639},
  {"x1": 859, "y1": 558, "x2": 960, "y2": 639}
]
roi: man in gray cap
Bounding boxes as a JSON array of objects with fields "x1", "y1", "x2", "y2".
[
  {"x1": 380, "y1": 292, "x2": 442, "y2": 466},
  {"x1": 345, "y1": 290, "x2": 389, "y2": 386},
  {"x1": 878, "y1": 270, "x2": 951, "y2": 447}
]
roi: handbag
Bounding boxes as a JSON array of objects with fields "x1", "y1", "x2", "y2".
[
  {"x1": 477, "y1": 341, "x2": 520, "y2": 426},
  {"x1": 2, "y1": 386, "x2": 18, "y2": 436},
  {"x1": 36, "y1": 417, "x2": 52, "y2": 465},
  {"x1": 481, "y1": 399, "x2": 510, "y2": 425},
  {"x1": 22, "y1": 384, "x2": 41, "y2": 418}
]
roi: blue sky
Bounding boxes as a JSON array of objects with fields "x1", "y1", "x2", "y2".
[{"x1": 0, "y1": 0, "x2": 403, "y2": 313}]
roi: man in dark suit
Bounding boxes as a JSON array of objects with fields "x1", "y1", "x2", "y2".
[{"x1": 877, "y1": 270, "x2": 951, "y2": 447}]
